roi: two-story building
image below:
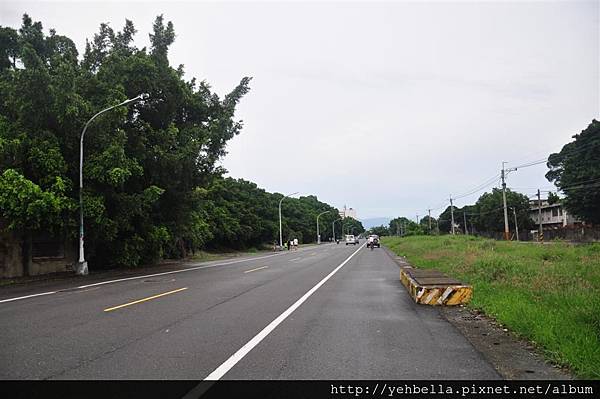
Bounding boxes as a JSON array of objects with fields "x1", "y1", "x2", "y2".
[{"x1": 529, "y1": 200, "x2": 580, "y2": 228}]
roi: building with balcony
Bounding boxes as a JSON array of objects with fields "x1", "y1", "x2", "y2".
[{"x1": 529, "y1": 200, "x2": 580, "y2": 228}]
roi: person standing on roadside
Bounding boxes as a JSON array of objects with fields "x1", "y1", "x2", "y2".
[{"x1": 293, "y1": 237, "x2": 299, "y2": 251}]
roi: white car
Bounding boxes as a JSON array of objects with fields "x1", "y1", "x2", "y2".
[{"x1": 345, "y1": 235, "x2": 358, "y2": 245}]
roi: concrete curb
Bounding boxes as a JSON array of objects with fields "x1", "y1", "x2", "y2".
[
  {"x1": 399, "y1": 267, "x2": 473, "y2": 305},
  {"x1": 382, "y1": 245, "x2": 472, "y2": 306}
]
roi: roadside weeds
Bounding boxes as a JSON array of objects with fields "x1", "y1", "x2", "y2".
[{"x1": 382, "y1": 237, "x2": 598, "y2": 379}]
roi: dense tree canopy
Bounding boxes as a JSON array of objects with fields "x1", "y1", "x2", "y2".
[
  {"x1": 388, "y1": 216, "x2": 423, "y2": 236},
  {"x1": 340, "y1": 217, "x2": 365, "y2": 237},
  {"x1": 470, "y1": 189, "x2": 533, "y2": 233},
  {"x1": 369, "y1": 225, "x2": 390, "y2": 237},
  {"x1": 436, "y1": 189, "x2": 532, "y2": 235},
  {"x1": 418, "y1": 215, "x2": 436, "y2": 233},
  {"x1": 546, "y1": 120, "x2": 600, "y2": 224},
  {"x1": 0, "y1": 15, "x2": 343, "y2": 271}
]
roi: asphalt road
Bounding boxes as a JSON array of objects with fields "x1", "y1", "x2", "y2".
[{"x1": 0, "y1": 243, "x2": 499, "y2": 380}]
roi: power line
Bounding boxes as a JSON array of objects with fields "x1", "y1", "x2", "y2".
[
  {"x1": 453, "y1": 174, "x2": 501, "y2": 200},
  {"x1": 395, "y1": 142, "x2": 598, "y2": 223},
  {"x1": 511, "y1": 159, "x2": 548, "y2": 169},
  {"x1": 508, "y1": 141, "x2": 600, "y2": 170},
  {"x1": 557, "y1": 181, "x2": 600, "y2": 192}
]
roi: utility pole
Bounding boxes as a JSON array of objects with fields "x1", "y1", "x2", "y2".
[
  {"x1": 463, "y1": 211, "x2": 468, "y2": 235},
  {"x1": 436, "y1": 218, "x2": 439, "y2": 235},
  {"x1": 416, "y1": 214, "x2": 419, "y2": 225},
  {"x1": 428, "y1": 209, "x2": 432, "y2": 233},
  {"x1": 450, "y1": 196, "x2": 455, "y2": 235},
  {"x1": 537, "y1": 189, "x2": 543, "y2": 243},
  {"x1": 501, "y1": 162, "x2": 510, "y2": 240},
  {"x1": 512, "y1": 207, "x2": 519, "y2": 241}
]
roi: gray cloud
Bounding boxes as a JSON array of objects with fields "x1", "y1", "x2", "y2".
[{"x1": 1, "y1": 0, "x2": 598, "y2": 219}]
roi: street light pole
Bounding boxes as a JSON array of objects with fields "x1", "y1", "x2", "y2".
[
  {"x1": 332, "y1": 218, "x2": 341, "y2": 242},
  {"x1": 316, "y1": 211, "x2": 330, "y2": 244},
  {"x1": 76, "y1": 93, "x2": 148, "y2": 276},
  {"x1": 279, "y1": 191, "x2": 299, "y2": 248}
]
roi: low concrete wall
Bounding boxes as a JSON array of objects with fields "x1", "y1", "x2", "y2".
[
  {"x1": 0, "y1": 230, "x2": 23, "y2": 278},
  {"x1": 0, "y1": 227, "x2": 76, "y2": 278},
  {"x1": 30, "y1": 243, "x2": 76, "y2": 276}
]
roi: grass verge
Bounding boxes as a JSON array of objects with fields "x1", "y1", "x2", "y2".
[
  {"x1": 382, "y1": 235, "x2": 600, "y2": 379},
  {"x1": 189, "y1": 247, "x2": 268, "y2": 262}
]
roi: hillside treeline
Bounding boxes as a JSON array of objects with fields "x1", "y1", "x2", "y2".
[
  {"x1": 199, "y1": 177, "x2": 346, "y2": 251},
  {"x1": 0, "y1": 15, "x2": 346, "y2": 269}
]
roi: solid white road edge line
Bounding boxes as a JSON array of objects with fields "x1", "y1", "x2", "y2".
[
  {"x1": 0, "y1": 291, "x2": 58, "y2": 303},
  {"x1": 203, "y1": 242, "x2": 366, "y2": 380}
]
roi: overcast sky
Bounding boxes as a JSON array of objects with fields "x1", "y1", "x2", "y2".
[{"x1": 2, "y1": 0, "x2": 598, "y2": 220}]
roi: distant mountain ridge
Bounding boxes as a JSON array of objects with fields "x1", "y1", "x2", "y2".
[{"x1": 360, "y1": 217, "x2": 391, "y2": 229}]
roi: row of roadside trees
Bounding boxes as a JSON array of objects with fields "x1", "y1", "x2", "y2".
[{"x1": 0, "y1": 15, "x2": 350, "y2": 271}]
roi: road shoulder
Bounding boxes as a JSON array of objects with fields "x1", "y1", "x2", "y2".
[{"x1": 381, "y1": 245, "x2": 573, "y2": 380}]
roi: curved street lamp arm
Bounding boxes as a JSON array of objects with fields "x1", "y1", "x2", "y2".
[
  {"x1": 316, "y1": 210, "x2": 330, "y2": 244},
  {"x1": 77, "y1": 93, "x2": 147, "y2": 275},
  {"x1": 278, "y1": 191, "x2": 299, "y2": 247}
]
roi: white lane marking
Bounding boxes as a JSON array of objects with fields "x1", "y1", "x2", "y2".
[
  {"x1": 289, "y1": 257, "x2": 302, "y2": 262},
  {"x1": 244, "y1": 266, "x2": 269, "y2": 274},
  {"x1": 0, "y1": 252, "x2": 298, "y2": 304},
  {"x1": 0, "y1": 291, "x2": 58, "y2": 304},
  {"x1": 0, "y1": 245, "x2": 335, "y2": 304},
  {"x1": 204, "y1": 243, "x2": 366, "y2": 380}
]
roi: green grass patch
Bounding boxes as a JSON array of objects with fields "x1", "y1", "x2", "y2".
[
  {"x1": 189, "y1": 250, "x2": 231, "y2": 262},
  {"x1": 190, "y1": 246, "x2": 272, "y2": 262},
  {"x1": 382, "y1": 235, "x2": 600, "y2": 379}
]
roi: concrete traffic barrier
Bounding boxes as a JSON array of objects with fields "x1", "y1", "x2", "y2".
[{"x1": 399, "y1": 266, "x2": 472, "y2": 306}]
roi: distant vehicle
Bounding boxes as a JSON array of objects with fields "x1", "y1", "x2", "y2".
[
  {"x1": 345, "y1": 234, "x2": 358, "y2": 245},
  {"x1": 367, "y1": 234, "x2": 380, "y2": 248}
]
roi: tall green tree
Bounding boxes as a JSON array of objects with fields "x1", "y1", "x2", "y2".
[
  {"x1": 388, "y1": 216, "x2": 423, "y2": 236},
  {"x1": 340, "y1": 217, "x2": 365, "y2": 237},
  {"x1": 546, "y1": 120, "x2": 600, "y2": 224},
  {"x1": 419, "y1": 215, "x2": 436, "y2": 234},
  {"x1": 0, "y1": 15, "x2": 251, "y2": 268},
  {"x1": 369, "y1": 225, "x2": 390, "y2": 237},
  {"x1": 471, "y1": 188, "x2": 533, "y2": 233}
]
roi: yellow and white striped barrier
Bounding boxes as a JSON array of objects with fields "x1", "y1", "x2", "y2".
[{"x1": 399, "y1": 266, "x2": 472, "y2": 306}]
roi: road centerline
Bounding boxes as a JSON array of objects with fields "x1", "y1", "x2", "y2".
[
  {"x1": 103, "y1": 287, "x2": 188, "y2": 312},
  {"x1": 244, "y1": 266, "x2": 269, "y2": 274},
  {"x1": 203, "y1": 243, "x2": 365, "y2": 380}
]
